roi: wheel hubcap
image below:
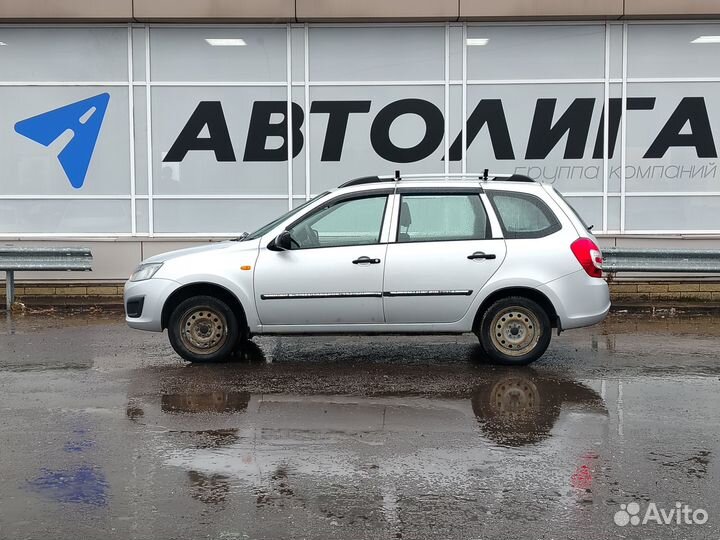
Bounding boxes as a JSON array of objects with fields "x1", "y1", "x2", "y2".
[
  {"x1": 179, "y1": 307, "x2": 228, "y2": 355},
  {"x1": 489, "y1": 307, "x2": 541, "y2": 357}
]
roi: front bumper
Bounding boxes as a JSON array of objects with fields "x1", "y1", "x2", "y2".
[
  {"x1": 539, "y1": 270, "x2": 611, "y2": 331},
  {"x1": 123, "y1": 277, "x2": 180, "y2": 332}
]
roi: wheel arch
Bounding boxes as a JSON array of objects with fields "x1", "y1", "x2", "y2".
[
  {"x1": 473, "y1": 287, "x2": 559, "y2": 331},
  {"x1": 161, "y1": 282, "x2": 248, "y2": 335}
]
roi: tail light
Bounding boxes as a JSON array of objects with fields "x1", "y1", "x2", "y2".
[{"x1": 571, "y1": 238, "x2": 603, "y2": 278}]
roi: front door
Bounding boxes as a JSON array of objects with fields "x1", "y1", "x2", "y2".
[
  {"x1": 383, "y1": 192, "x2": 506, "y2": 324},
  {"x1": 255, "y1": 193, "x2": 390, "y2": 326}
]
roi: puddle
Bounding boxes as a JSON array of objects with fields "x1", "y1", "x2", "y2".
[{"x1": 27, "y1": 465, "x2": 109, "y2": 507}]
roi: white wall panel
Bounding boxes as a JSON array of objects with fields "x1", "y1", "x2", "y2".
[{"x1": 1, "y1": 22, "x2": 720, "y2": 239}]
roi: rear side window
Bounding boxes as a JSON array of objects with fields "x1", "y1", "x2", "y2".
[
  {"x1": 397, "y1": 194, "x2": 490, "y2": 243},
  {"x1": 487, "y1": 191, "x2": 561, "y2": 239}
]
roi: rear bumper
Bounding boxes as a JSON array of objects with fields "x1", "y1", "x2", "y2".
[
  {"x1": 539, "y1": 270, "x2": 610, "y2": 331},
  {"x1": 123, "y1": 277, "x2": 180, "y2": 332}
]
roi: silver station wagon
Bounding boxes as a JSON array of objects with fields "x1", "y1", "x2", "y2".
[{"x1": 125, "y1": 172, "x2": 610, "y2": 365}]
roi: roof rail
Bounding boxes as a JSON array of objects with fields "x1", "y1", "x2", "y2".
[
  {"x1": 503, "y1": 174, "x2": 535, "y2": 183},
  {"x1": 338, "y1": 170, "x2": 535, "y2": 188},
  {"x1": 338, "y1": 175, "x2": 393, "y2": 188}
]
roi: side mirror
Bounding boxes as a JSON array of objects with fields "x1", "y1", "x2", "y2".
[{"x1": 268, "y1": 230, "x2": 293, "y2": 251}]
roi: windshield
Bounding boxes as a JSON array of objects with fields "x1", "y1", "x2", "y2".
[{"x1": 243, "y1": 192, "x2": 330, "y2": 241}]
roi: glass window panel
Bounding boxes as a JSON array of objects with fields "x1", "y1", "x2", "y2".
[
  {"x1": 0, "y1": 87, "x2": 131, "y2": 196},
  {"x1": 134, "y1": 86, "x2": 148, "y2": 196},
  {"x1": 151, "y1": 86, "x2": 288, "y2": 196},
  {"x1": 449, "y1": 25, "x2": 464, "y2": 81},
  {"x1": 291, "y1": 26, "x2": 305, "y2": 83},
  {"x1": 292, "y1": 85, "x2": 307, "y2": 197},
  {"x1": 607, "y1": 196, "x2": 621, "y2": 231},
  {"x1": 135, "y1": 199, "x2": 149, "y2": 234},
  {"x1": 466, "y1": 84, "x2": 605, "y2": 193},
  {"x1": 628, "y1": 23, "x2": 720, "y2": 79},
  {"x1": 449, "y1": 85, "x2": 463, "y2": 174},
  {"x1": 397, "y1": 194, "x2": 489, "y2": 242},
  {"x1": 626, "y1": 82, "x2": 720, "y2": 193},
  {"x1": 289, "y1": 195, "x2": 387, "y2": 248},
  {"x1": 0, "y1": 28, "x2": 127, "y2": 82},
  {"x1": 309, "y1": 85, "x2": 445, "y2": 193},
  {"x1": 466, "y1": 25, "x2": 605, "y2": 80},
  {"x1": 150, "y1": 28, "x2": 287, "y2": 82},
  {"x1": 625, "y1": 196, "x2": 720, "y2": 231},
  {"x1": 309, "y1": 27, "x2": 444, "y2": 82},
  {"x1": 560, "y1": 195, "x2": 602, "y2": 231},
  {"x1": 608, "y1": 24, "x2": 623, "y2": 80},
  {"x1": 132, "y1": 27, "x2": 146, "y2": 82},
  {"x1": 153, "y1": 199, "x2": 289, "y2": 235},
  {"x1": 0, "y1": 199, "x2": 130, "y2": 234},
  {"x1": 607, "y1": 84, "x2": 623, "y2": 193}
]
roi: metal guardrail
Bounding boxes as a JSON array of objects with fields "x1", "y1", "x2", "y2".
[
  {"x1": 602, "y1": 248, "x2": 720, "y2": 273},
  {"x1": 1, "y1": 247, "x2": 92, "y2": 307}
]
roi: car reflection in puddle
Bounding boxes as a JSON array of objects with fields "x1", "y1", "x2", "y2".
[
  {"x1": 126, "y1": 366, "x2": 608, "y2": 515},
  {"x1": 471, "y1": 371, "x2": 606, "y2": 447}
]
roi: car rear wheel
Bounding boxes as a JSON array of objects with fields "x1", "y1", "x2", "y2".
[
  {"x1": 477, "y1": 296, "x2": 551, "y2": 365},
  {"x1": 168, "y1": 295, "x2": 240, "y2": 363}
]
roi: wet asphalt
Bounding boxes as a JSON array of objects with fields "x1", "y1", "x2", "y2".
[{"x1": 0, "y1": 309, "x2": 719, "y2": 540}]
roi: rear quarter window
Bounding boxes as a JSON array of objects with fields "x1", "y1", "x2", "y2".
[{"x1": 487, "y1": 191, "x2": 561, "y2": 239}]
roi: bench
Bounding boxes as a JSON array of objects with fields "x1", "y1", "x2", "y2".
[{"x1": 1, "y1": 247, "x2": 93, "y2": 307}]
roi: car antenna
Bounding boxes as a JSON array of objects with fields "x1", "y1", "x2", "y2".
[
  {"x1": 481, "y1": 168, "x2": 489, "y2": 181},
  {"x1": 394, "y1": 170, "x2": 401, "y2": 181}
]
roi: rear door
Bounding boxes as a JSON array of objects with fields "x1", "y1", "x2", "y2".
[{"x1": 382, "y1": 189, "x2": 506, "y2": 324}]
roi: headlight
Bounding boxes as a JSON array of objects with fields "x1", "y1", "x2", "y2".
[{"x1": 130, "y1": 262, "x2": 163, "y2": 282}]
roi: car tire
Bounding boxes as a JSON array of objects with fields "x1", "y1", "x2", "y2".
[
  {"x1": 232, "y1": 340, "x2": 265, "y2": 363},
  {"x1": 168, "y1": 295, "x2": 240, "y2": 363},
  {"x1": 477, "y1": 296, "x2": 551, "y2": 365}
]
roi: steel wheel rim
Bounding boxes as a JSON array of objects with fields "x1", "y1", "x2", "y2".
[
  {"x1": 179, "y1": 306, "x2": 228, "y2": 355},
  {"x1": 489, "y1": 307, "x2": 541, "y2": 357}
]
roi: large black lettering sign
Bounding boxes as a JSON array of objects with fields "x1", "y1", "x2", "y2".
[
  {"x1": 370, "y1": 99, "x2": 444, "y2": 163},
  {"x1": 591, "y1": 98, "x2": 656, "y2": 159},
  {"x1": 525, "y1": 98, "x2": 595, "y2": 159},
  {"x1": 447, "y1": 99, "x2": 514, "y2": 161},
  {"x1": 310, "y1": 101, "x2": 371, "y2": 161},
  {"x1": 165, "y1": 97, "x2": 719, "y2": 163},
  {"x1": 645, "y1": 97, "x2": 717, "y2": 159},
  {"x1": 244, "y1": 101, "x2": 304, "y2": 161},
  {"x1": 164, "y1": 101, "x2": 235, "y2": 162}
]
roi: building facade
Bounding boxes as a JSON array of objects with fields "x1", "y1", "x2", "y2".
[{"x1": 2, "y1": 2, "x2": 720, "y2": 281}]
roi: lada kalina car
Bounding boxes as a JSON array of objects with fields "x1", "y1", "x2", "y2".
[{"x1": 124, "y1": 173, "x2": 610, "y2": 365}]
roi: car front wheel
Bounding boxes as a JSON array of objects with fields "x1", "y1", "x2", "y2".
[
  {"x1": 168, "y1": 295, "x2": 240, "y2": 363},
  {"x1": 477, "y1": 296, "x2": 551, "y2": 365}
]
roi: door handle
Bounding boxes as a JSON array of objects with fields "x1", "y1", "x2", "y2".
[
  {"x1": 467, "y1": 251, "x2": 496, "y2": 260},
  {"x1": 352, "y1": 256, "x2": 381, "y2": 264}
]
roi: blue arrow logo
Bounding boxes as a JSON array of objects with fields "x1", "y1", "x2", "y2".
[{"x1": 15, "y1": 93, "x2": 110, "y2": 189}]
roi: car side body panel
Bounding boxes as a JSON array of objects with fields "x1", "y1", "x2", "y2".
[{"x1": 125, "y1": 178, "x2": 610, "y2": 342}]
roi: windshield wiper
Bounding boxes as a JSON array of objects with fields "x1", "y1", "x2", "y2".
[{"x1": 230, "y1": 232, "x2": 249, "y2": 242}]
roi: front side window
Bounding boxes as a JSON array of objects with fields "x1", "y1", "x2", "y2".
[
  {"x1": 487, "y1": 191, "x2": 561, "y2": 239},
  {"x1": 397, "y1": 194, "x2": 490, "y2": 243},
  {"x1": 287, "y1": 195, "x2": 388, "y2": 249}
]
